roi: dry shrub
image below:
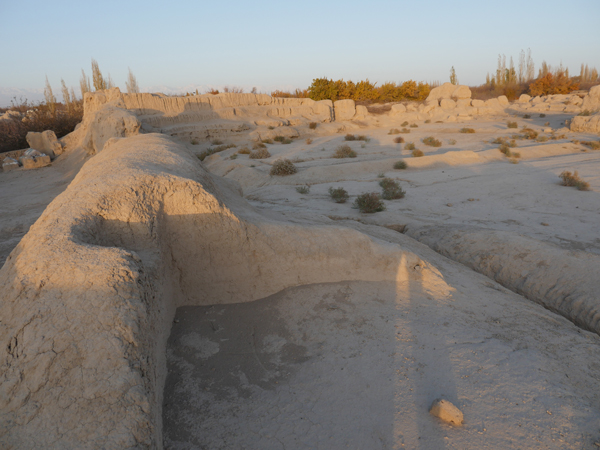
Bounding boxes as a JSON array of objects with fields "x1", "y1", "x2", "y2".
[
  {"x1": 379, "y1": 178, "x2": 405, "y2": 200},
  {"x1": 309, "y1": 122, "x2": 318, "y2": 129},
  {"x1": 405, "y1": 142, "x2": 416, "y2": 150},
  {"x1": 459, "y1": 127, "x2": 475, "y2": 133},
  {"x1": 521, "y1": 127, "x2": 538, "y2": 140},
  {"x1": 400, "y1": 128, "x2": 411, "y2": 133},
  {"x1": 249, "y1": 148, "x2": 271, "y2": 159},
  {"x1": 199, "y1": 143, "x2": 236, "y2": 161},
  {"x1": 522, "y1": 114, "x2": 531, "y2": 119},
  {"x1": 560, "y1": 171, "x2": 590, "y2": 190},
  {"x1": 262, "y1": 138, "x2": 274, "y2": 144},
  {"x1": 211, "y1": 138, "x2": 223, "y2": 145},
  {"x1": 422, "y1": 136, "x2": 442, "y2": 147},
  {"x1": 345, "y1": 134, "x2": 357, "y2": 141},
  {"x1": 356, "y1": 135, "x2": 369, "y2": 141},
  {"x1": 401, "y1": 121, "x2": 409, "y2": 126},
  {"x1": 412, "y1": 149, "x2": 424, "y2": 157},
  {"x1": 329, "y1": 187, "x2": 349, "y2": 203},
  {"x1": 296, "y1": 185, "x2": 310, "y2": 194},
  {"x1": 334, "y1": 145, "x2": 357, "y2": 158},
  {"x1": 353, "y1": 192, "x2": 386, "y2": 213},
  {"x1": 237, "y1": 146, "x2": 251, "y2": 154},
  {"x1": 274, "y1": 136, "x2": 286, "y2": 142},
  {"x1": 409, "y1": 123, "x2": 418, "y2": 128},
  {"x1": 499, "y1": 144, "x2": 511, "y2": 156},
  {"x1": 393, "y1": 136, "x2": 405, "y2": 144},
  {"x1": 394, "y1": 160, "x2": 407, "y2": 170},
  {"x1": 306, "y1": 138, "x2": 313, "y2": 145},
  {"x1": 582, "y1": 140, "x2": 600, "y2": 150},
  {"x1": 253, "y1": 141, "x2": 266, "y2": 149},
  {"x1": 388, "y1": 128, "x2": 400, "y2": 135},
  {"x1": 270, "y1": 159, "x2": 297, "y2": 176},
  {"x1": 536, "y1": 136, "x2": 548, "y2": 143},
  {"x1": 507, "y1": 121, "x2": 518, "y2": 128}
]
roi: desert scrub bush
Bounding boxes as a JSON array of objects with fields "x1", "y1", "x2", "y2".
[
  {"x1": 405, "y1": 142, "x2": 416, "y2": 150},
  {"x1": 296, "y1": 185, "x2": 310, "y2": 194},
  {"x1": 237, "y1": 146, "x2": 251, "y2": 154},
  {"x1": 281, "y1": 138, "x2": 293, "y2": 144},
  {"x1": 249, "y1": 148, "x2": 271, "y2": 159},
  {"x1": 190, "y1": 138, "x2": 199, "y2": 145},
  {"x1": 394, "y1": 160, "x2": 407, "y2": 170},
  {"x1": 523, "y1": 114, "x2": 531, "y2": 119},
  {"x1": 536, "y1": 135, "x2": 549, "y2": 143},
  {"x1": 582, "y1": 140, "x2": 600, "y2": 150},
  {"x1": 578, "y1": 110, "x2": 591, "y2": 116},
  {"x1": 357, "y1": 135, "x2": 369, "y2": 141},
  {"x1": 559, "y1": 171, "x2": 590, "y2": 190},
  {"x1": 309, "y1": 122, "x2": 318, "y2": 129},
  {"x1": 229, "y1": 154, "x2": 238, "y2": 160},
  {"x1": 333, "y1": 144, "x2": 357, "y2": 158},
  {"x1": 422, "y1": 136, "x2": 442, "y2": 147},
  {"x1": 328, "y1": 187, "x2": 349, "y2": 203},
  {"x1": 253, "y1": 141, "x2": 267, "y2": 149},
  {"x1": 424, "y1": 119, "x2": 431, "y2": 124},
  {"x1": 268, "y1": 126, "x2": 275, "y2": 130},
  {"x1": 507, "y1": 121, "x2": 518, "y2": 128},
  {"x1": 412, "y1": 149, "x2": 424, "y2": 157},
  {"x1": 512, "y1": 151, "x2": 521, "y2": 158},
  {"x1": 448, "y1": 139, "x2": 457, "y2": 145},
  {"x1": 305, "y1": 138, "x2": 313, "y2": 145},
  {"x1": 262, "y1": 138, "x2": 274, "y2": 144},
  {"x1": 211, "y1": 138, "x2": 223, "y2": 145},
  {"x1": 274, "y1": 135, "x2": 286, "y2": 142},
  {"x1": 459, "y1": 127, "x2": 475, "y2": 133},
  {"x1": 388, "y1": 128, "x2": 401, "y2": 135},
  {"x1": 401, "y1": 121, "x2": 409, "y2": 126},
  {"x1": 400, "y1": 128, "x2": 411, "y2": 133},
  {"x1": 270, "y1": 159, "x2": 297, "y2": 176},
  {"x1": 393, "y1": 136, "x2": 405, "y2": 144},
  {"x1": 353, "y1": 192, "x2": 386, "y2": 213},
  {"x1": 522, "y1": 127, "x2": 538, "y2": 139},
  {"x1": 498, "y1": 144, "x2": 511, "y2": 156},
  {"x1": 409, "y1": 123, "x2": 419, "y2": 128},
  {"x1": 540, "y1": 114, "x2": 546, "y2": 118},
  {"x1": 344, "y1": 134, "x2": 357, "y2": 141},
  {"x1": 509, "y1": 157, "x2": 519, "y2": 164},
  {"x1": 379, "y1": 178, "x2": 406, "y2": 200},
  {"x1": 491, "y1": 137, "x2": 506, "y2": 145}
]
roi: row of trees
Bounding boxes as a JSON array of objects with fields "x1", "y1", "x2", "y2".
[{"x1": 305, "y1": 78, "x2": 432, "y2": 103}]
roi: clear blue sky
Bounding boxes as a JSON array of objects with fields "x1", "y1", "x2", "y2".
[{"x1": 1, "y1": 0, "x2": 599, "y2": 103}]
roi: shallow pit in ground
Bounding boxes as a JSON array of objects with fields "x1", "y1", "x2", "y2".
[{"x1": 162, "y1": 281, "x2": 600, "y2": 450}]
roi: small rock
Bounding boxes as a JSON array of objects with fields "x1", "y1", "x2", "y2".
[
  {"x1": 430, "y1": 398, "x2": 463, "y2": 425},
  {"x1": 446, "y1": 203, "x2": 453, "y2": 207}
]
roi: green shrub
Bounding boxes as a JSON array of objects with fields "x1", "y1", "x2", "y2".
[
  {"x1": 353, "y1": 192, "x2": 386, "y2": 213},
  {"x1": 393, "y1": 136, "x2": 405, "y2": 144},
  {"x1": 249, "y1": 148, "x2": 271, "y2": 159},
  {"x1": 296, "y1": 185, "x2": 310, "y2": 194},
  {"x1": 394, "y1": 160, "x2": 407, "y2": 170},
  {"x1": 270, "y1": 159, "x2": 298, "y2": 176},
  {"x1": 388, "y1": 128, "x2": 400, "y2": 135},
  {"x1": 422, "y1": 136, "x2": 442, "y2": 147},
  {"x1": 329, "y1": 187, "x2": 349, "y2": 203},
  {"x1": 412, "y1": 149, "x2": 424, "y2": 157},
  {"x1": 459, "y1": 127, "x2": 475, "y2": 133},
  {"x1": 405, "y1": 142, "x2": 416, "y2": 150},
  {"x1": 334, "y1": 145, "x2": 357, "y2": 158},
  {"x1": 345, "y1": 134, "x2": 357, "y2": 141},
  {"x1": 309, "y1": 122, "x2": 318, "y2": 129},
  {"x1": 379, "y1": 178, "x2": 406, "y2": 200},
  {"x1": 507, "y1": 121, "x2": 518, "y2": 128}
]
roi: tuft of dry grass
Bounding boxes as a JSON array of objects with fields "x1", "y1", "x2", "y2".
[
  {"x1": 394, "y1": 160, "x2": 407, "y2": 170},
  {"x1": 405, "y1": 142, "x2": 416, "y2": 151},
  {"x1": 422, "y1": 136, "x2": 442, "y2": 147},
  {"x1": 270, "y1": 159, "x2": 297, "y2": 176},
  {"x1": 399, "y1": 128, "x2": 411, "y2": 133},
  {"x1": 582, "y1": 140, "x2": 600, "y2": 150},
  {"x1": 388, "y1": 128, "x2": 401, "y2": 135},
  {"x1": 507, "y1": 121, "x2": 518, "y2": 128},
  {"x1": 412, "y1": 149, "x2": 424, "y2": 157},
  {"x1": 401, "y1": 121, "x2": 409, "y2": 127},
  {"x1": 237, "y1": 146, "x2": 251, "y2": 154},
  {"x1": 296, "y1": 185, "x2": 310, "y2": 194},
  {"x1": 249, "y1": 148, "x2": 271, "y2": 159},
  {"x1": 333, "y1": 144, "x2": 357, "y2": 158},
  {"x1": 393, "y1": 136, "x2": 405, "y2": 144},
  {"x1": 409, "y1": 123, "x2": 419, "y2": 128},
  {"x1": 344, "y1": 134, "x2": 357, "y2": 141},
  {"x1": 559, "y1": 171, "x2": 590, "y2": 190},
  {"x1": 459, "y1": 127, "x2": 476, "y2": 133}
]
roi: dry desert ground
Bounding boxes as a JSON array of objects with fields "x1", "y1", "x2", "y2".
[{"x1": 1, "y1": 84, "x2": 600, "y2": 449}]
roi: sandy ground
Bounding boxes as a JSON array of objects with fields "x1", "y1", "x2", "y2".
[
  {"x1": 0, "y1": 146, "x2": 88, "y2": 266},
  {"x1": 2, "y1": 110, "x2": 600, "y2": 449}
]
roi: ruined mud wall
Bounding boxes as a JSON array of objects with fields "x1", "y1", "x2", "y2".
[{"x1": 0, "y1": 132, "x2": 441, "y2": 449}]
